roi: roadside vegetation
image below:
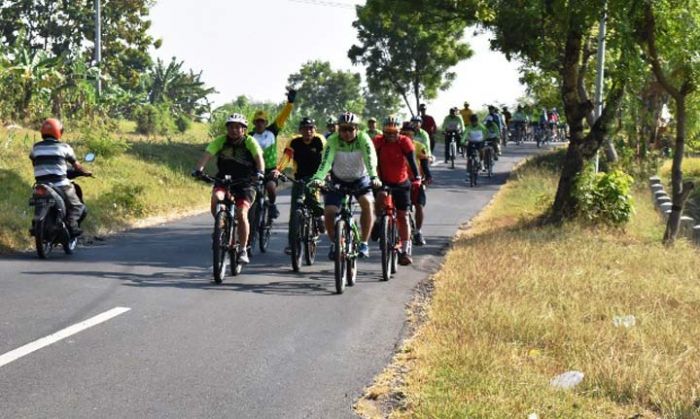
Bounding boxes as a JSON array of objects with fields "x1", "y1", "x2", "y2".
[{"x1": 358, "y1": 151, "x2": 700, "y2": 418}]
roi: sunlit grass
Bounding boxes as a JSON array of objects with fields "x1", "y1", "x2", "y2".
[{"x1": 361, "y1": 152, "x2": 700, "y2": 418}]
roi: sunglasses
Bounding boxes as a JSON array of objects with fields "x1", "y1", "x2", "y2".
[{"x1": 339, "y1": 125, "x2": 356, "y2": 132}]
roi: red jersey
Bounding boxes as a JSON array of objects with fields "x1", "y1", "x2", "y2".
[
  {"x1": 373, "y1": 134, "x2": 415, "y2": 184},
  {"x1": 421, "y1": 114, "x2": 437, "y2": 135}
]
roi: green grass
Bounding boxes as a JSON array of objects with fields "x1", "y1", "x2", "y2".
[
  {"x1": 0, "y1": 121, "x2": 289, "y2": 252},
  {"x1": 358, "y1": 152, "x2": 700, "y2": 418}
]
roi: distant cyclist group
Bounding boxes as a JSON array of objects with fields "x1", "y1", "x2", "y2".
[{"x1": 28, "y1": 88, "x2": 565, "y2": 291}]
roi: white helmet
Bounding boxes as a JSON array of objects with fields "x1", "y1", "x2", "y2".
[
  {"x1": 337, "y1": 111, "x2": 359, "y2": 125},
  {"x1": 225, "y1": 113, "x2": 248, "y2": 128}
]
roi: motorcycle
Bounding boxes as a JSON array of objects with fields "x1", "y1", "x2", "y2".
[{"x1": 28, "y1": 153, "x2": 94, "y2": 258}]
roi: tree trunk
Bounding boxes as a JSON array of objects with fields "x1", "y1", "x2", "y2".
[{"x1": 663, "y1": 97, "x2": 694, "y2": 244}]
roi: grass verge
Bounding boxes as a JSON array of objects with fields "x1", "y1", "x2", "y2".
[
  {"x1": 0, "y1": 122, "x2": 288, "y2": 253},
  {"x1": 357, "y1": 151, "x2": 700, "y2": 418}
]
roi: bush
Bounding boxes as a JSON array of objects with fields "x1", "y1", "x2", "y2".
[
  {"x1": 76, "y1": 118, "x2": 129, "y2": 159},
  {"x1": 175, "y1": 114, "x2": 192, "y2": 133},
  {"x1": 101, "y1": 183, "x2": 146, "y2": 217},
  {"x1": 133, "y1": 104, "x2": 175, "y2": 135},
  {"x1": 573, "y1": 165, "x2": 635, "y2": 226}
]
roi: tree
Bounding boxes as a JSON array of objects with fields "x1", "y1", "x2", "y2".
[
  {"x1": 348, "y1": 0, "x2": 472, "y2": 115},
  {"x1": 362, "y1": 83, "x2": 402, "y2": 121},
  {"x1": 146, "y1": 57, "x2": 216, "y2": 119},
  {"x1": 287, "y1": 60, "x2": 365, "y2": 125},
  {"x1": 636, "y1": 0, "x2": 699, "y2": 244}
]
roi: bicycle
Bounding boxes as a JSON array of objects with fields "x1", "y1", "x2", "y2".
[
  {"x1": 280, "y1": 174, "x2": 320, "y2": 272},
  {"x1": 466, "y1": 142, "x2": 481, "y2": 187},
  {"x1": 444, "y1": 130, "x2": 460, "y2": 169},
  {"x1": 377, "y1": 185, "x2": 402, "y2": 281},
  {"x1": 483, "y1": 140, "x2": 496, "y2": 178},
  {"x1": 195, "y1": 173, "x2": 250, "y2": 283},
  {"x1": 320, "y1": 182, "x2": 365, "y2": 294},
  {"x1": 248, "y1": 176, "x2": 273, "y2": 254}
]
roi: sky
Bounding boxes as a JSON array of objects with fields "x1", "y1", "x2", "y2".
[{"x1": 148, "y1": 0, "x2": 526, "y2": 119}]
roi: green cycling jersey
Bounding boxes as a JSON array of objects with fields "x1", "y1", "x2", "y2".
[{"x1": 312, "y1": 131, "x2": 378, "y2": 182}]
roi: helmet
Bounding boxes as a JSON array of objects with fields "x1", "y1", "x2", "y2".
[
  {"x1": 400, "y1": 121, "x2": 415, "y2": 132},
  {"x1": 419, "y1": 103, "x2": 427, "y2": 110},
  {"x1": 410, "y1": 115, "x2": 422, "y2": 123},
  {"x1": 299, "y1": 117, "x2": 316, "y2": 128},
  {"x1": 337, "y1": 111, "x2": 359, "y2": 126},
  {"x1": 449, "y1": 107, "x2": 457, "y2": 113},
  {"x1": 368, "y1": 117, "x2": 377, "y2": 123},
  {"x1": 40, "y1": 118, "x2": 63, "y2": 139},
  {"x1": 383, "y1": 115, "x2": 400, "y2": 128},
  {"x1": 225, "y1": 113, "x2": 248, "y2": 128},
  {"x1": 464, "y1": 102, "x2": 470, "y2": 107},
  {"x1": 253, "y1": 110, "x2": 268, "y2": 122}
]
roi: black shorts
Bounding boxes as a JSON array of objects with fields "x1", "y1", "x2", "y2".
[
  {"x1": 213, "y1": 184, "x2": 256, "y2": 208},
  {"x1": 411, "y1": 183, "x2": 426, "y2": 207},
  {"x1": 324, "y1": 175, "x2": 373, "y2": 207},
  {"x1": 382, "y1": 180, "x2": 411, "y2": 211},
  {"x1": 467, "y1": 141, "x2": 485, "y2": 157}
]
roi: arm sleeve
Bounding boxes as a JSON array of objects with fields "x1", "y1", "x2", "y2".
[
  {"x1": 405, "y1": 151, "x2": 420, "y2": 179},
  {"x1": 267, "y1": 102, "x2": 294, "y2": 136},
  {"x1": 312, "y1": 134, "x2": 337, "y2": 181},
  {"x1": 360, "y1": 132, "x2": 378, "y2": 178},
  {"x1": 64, "y1": 144, "x2": 77, "y2": 164},
  {"x1": 420, "y1": 158, "x2": 432, "y2": 179},
  {"x1": 244, "y1": 136, "x2": 264, "y2": 160},
  {"x1": 205, "y1": 136, "x2": 226, "y2": 155}
]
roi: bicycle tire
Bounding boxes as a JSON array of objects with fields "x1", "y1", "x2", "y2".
[
  {"x1": 380, "y1": 215, "x2": 391, "y2": 281},
  {"x1": 213, "y1": 210, "x2": 229, "y2": 284},
  {"x1": 450, "y1": 142, "x2": 456, "y2": 169},
  {"x1": 390, "y1": 219, "x2": 398, "y2": 274},
  {"x1": 334, "y1": 219, "x2": 347, "y2": 294},
  {"x1": 230, "y1": 216, "x2": 242, "y2": 276},
  {"x1": 259, "y1": 203, "x2": 270, "y2": 253},
  {"x1": 247, "y1": 200, "x2": 259, "y2": 255},
  {"x1": 304, "y1": 215, "x2": 317, "y2": 266},
  {"x1": 290, "y1": 209, "x2": 304, "y2": 272}
]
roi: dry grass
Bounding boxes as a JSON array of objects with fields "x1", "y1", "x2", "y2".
[{"x1": 360, "y1": 153, "x2": 700, "y2": 418}]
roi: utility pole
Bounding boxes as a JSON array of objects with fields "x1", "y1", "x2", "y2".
[
  {"x1": 594, "y1": 1, "x2": 618, "y2": 171},
  {"x1": 94, "y1": 0, "x2": 102, "y2": 96}
]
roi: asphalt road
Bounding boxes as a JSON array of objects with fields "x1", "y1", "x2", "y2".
[{"x1": 0, "y1": 142, "x2": 541, "y2": 418}]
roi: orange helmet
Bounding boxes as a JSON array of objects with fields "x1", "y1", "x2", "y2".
[{"x1": 40, "y1": 118, "x2": 63, "y2": 140}]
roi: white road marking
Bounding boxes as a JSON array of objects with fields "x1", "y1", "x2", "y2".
[{"x1": 0, "y1": 306, "x2": 131, "y2": 368}]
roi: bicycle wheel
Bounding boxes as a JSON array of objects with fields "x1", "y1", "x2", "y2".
[
  {"x1": 450, "y1": 142, "x2": 456, "y2": 169},
  {"x1": 259, "y1": 202, "x2": 270, "y2": 253},
  {"x1": 380, "y1": 215, "x2": 391, "y2": 281},
  {"x1": 229, "y1": 218, "x2": 242, "y2": 276},
  {"x1": 304, "y1": 214, "x2": 318, "y2": 266},
  {"x1": 334, "y1": 219, "x2": 347, "y2": 294},
  {"x1": 468, "y1": 157, "x2": 478, "y2": 187},
  {"x1": 390, "y1": 219, "x2": 398, "y2": 274},
  {"x1": 212, "y1": 210, "x2": 229, "y2": 284},
  {"x1": 290, "y1": 209, "x2": 304, "y2": 272},
  {"x1": 346, "y1": 221, "x2": 357, "y2": 287},
  {"x1": 486, "y1": 149, "x2": 494, "y2": 178}
]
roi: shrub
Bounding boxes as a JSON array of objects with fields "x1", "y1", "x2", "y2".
[
  {"x1": 175, "y1": 114, "x2": 192, "y2": 133},
  {"x1": 573, "y1": 164, "x2": 635, "y2": 226},
  {"x1": 102, "y1": 183, "x2": 146, "y2": 217},
  {"x1": 77, "y1": 118, "x2": 129, "y2": 159},
  {"x1": 133, "y1": 104, "x2": 175, "y2": 135}
]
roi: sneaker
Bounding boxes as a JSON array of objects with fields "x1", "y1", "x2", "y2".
[
  {"x1": 328, "y1": 243, "x2": 336, "y2": 260},
  {"x1": 398, "y1": 252, "x2": 413, "y2": 266},
  {"x1": 370, "y1": 221, "x2": 381, "y2": 242},
  {"x1": 358, "y1": 242, "x2": 370, "y2": 258},
  {"x1": 413, "y1": 232, "x2": 426, "y2": 246},
  {"x1": 237, "y1": 249, "x2": 250, "y2": 264},
  {"x1": 270, "y1": 203, "x2": 280, "y2": 219}
]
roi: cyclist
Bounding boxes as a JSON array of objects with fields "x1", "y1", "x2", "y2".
[
  {"x1": 548, "y1": 107, "x2": 560, "y2": 141},
  {"x1": 250, "y1": 88, "x2": 296, "y2": 221},
  {"x1": 324, "y1": 117, "x2": 337, "y2": 139},
  {"x1": 459, "y1": 102, "x2": 473, "y2": 128},
  {"x1": 192, "y1": 113, "x2": 264, "y2": 264},
  {"x1": 29, "y1": 118, "x2": 92, "y2": 238},
  {"x1": 484, "y1": 116, "x2": 501, "y2": 162},
  {"x1": 273, "y1": 117, "x2": 326, "y2": 255},
  {"x1": 366, "y1": 117, "x2": 381, "y2": 138},
  {"x1": 399, "y1": 122, "x2": 432, "y2": 247},
  {"x1": 418, "y1": 103, "x2": 438, "y2": 152},
  {"x1": 512, "y1": 105, "x2": 529, "y2": 142},
  {"x1": 371, "y1": 116, "x2": 421, "y2": 265},
  {"x1": 410, "y1": 115, "x2": 433, "y2": 162},
  {"x1": 309, "y1": 112, "x2": 380, "y2": 260},
  {"x1": 501, "y1": 106, "x2": 512, "y2": 129},
  {"x1": 441, "y1": 107, "x2": 465, "y2": 163},
  {"x1": 465, "y1": 114, "x2": 488, "y2": 176}
]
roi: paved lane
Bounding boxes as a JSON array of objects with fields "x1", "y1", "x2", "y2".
[{"x1": 0, "y1": 142, "x2": 542, "y2": 418}]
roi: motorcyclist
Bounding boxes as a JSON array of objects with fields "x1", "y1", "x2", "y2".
[{"x1": 29, "y1": 118, "x2": 92, "y2": 237}]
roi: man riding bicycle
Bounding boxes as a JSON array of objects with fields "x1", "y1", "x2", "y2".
[
  {"x1": 410, "y1": 116, "x2": 433, "y2": 162},
  {"x1": 309, "y1": 112, "x2": 380, "y2": 260},
  {"x1": 465, "y1": 114, "x2": 488, "y2": 174},
  {"x1": 192, "y1": 113, "x2": 265, "y2": 264},
  {"x1": 399, "y1": 122, "x2": 432, "y2": 247},
  {"x1": 250, "y1": 88, "x2": 296, "y2": 221},
  {"x1": 512, "y1": 105, "x2": 529, "y2": 142},
  {"x1": 273, "y1": 117, "x2": 326, "y2": 255},
  {"x1": 371, "y1": 116, "x2": 421, "y2": 265},
  {"x1": 485, "y1": 116, "x2": 501, "y2": 161},
  {"x1": 441, "y1": 107, "x2": 465, "y2": 163}
]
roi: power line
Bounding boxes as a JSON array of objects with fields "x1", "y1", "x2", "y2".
[{"x1": 287, "y1": 0, "x2": 357, "y2": 10}]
